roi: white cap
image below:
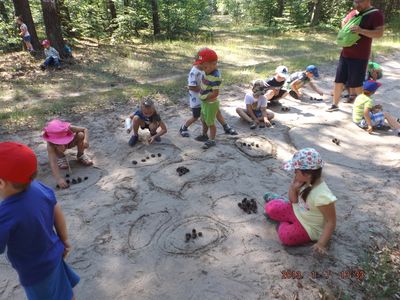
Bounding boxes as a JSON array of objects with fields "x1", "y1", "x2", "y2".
[{"x1": 275, "y1": 66, "x2": 289, "y2": 78}]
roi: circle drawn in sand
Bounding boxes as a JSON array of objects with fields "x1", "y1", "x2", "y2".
[
  {"x1": 235, "y1": 137, "x2": 276, "y2": 159},
  {"x1": 157, "y1": 216, "x2": 230, "y2": 255},
  {"x1": 128, "y1": 211, "x2": 171, "y2": 250},
  {"x1": 211, "y1": 194, "x2": 262, "y2": 223},
  {"x1": 124, "y1": 144, "x2": 181, "y2": 168}
]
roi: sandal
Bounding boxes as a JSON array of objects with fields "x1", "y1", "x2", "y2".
[
  {"x1": 57, "y1": 156, "x2": 68, "y2": 169},
  {"x1": 223, "y1": 124, "x2": 238, "y2": 135},
  {"x1": 77, "y1": 153, "x2": 93, "y2": 166},
  {"x1": 202, "y1": 140, "x2": 216, "y2": 149}
]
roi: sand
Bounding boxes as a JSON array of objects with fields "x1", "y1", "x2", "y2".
[{"x1": 1, "y1": 53, "x2": 399, "y2": 300}]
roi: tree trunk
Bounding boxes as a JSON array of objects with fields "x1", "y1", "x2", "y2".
[
  {"x1": 107, "y1": 0, "x2": 117, "y2": 33},
  {"x1": 0, "y1": 0, "x2": 9, "y2": 22},
  {"x1": 277, "y1": 0, "x2": 285, "y2": 17},
  {"x1": 123, "y1": 0, "x2": 129, "y2": 6},
  {"x1": 56, "y1": 0, "x2": 74, "y2": 36},
  {"x1": 150, "y1": 0, "x2": 160, "y2": 35},
  {"x1": 310, "y1": 0, "x2": 322, "y2": 26},
  {"x1": 41, "y1": 0, "x2": 66, "y2": 57},
  {"x1": 12, "y1": 0, "x2": 41, "y2": 51}
]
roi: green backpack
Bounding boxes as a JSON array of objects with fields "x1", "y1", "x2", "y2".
[{"x1": 336, "y1": 8, "x2": 378, "y2": 47}]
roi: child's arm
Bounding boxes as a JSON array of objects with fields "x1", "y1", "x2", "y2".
[
  {"x1": 54, "y1": 203, "x2": 72, "y2": 258},
  {"x1": 19, "y1": 25, "x2": 27, "y2": 37},
  {"x1": 309, "y1": 81, "x2": 323, "y2": 96},
  {"x1": 70, "y1": 125, "x2": 89, "y2": 148},
  {"x1": 204, "y1": 89, "x2": 219, "y2": 102},
  {"x1": 260, "y1": 107, "x2": 271, "y2": 125},
  {"x1": 148, "y1": 120, "x2": 167, "y2": 144},
  {"x1": 246, "y1": 104, "x2": 260, "y2": 123},
  {"x1": 290, "y1": 79, "x2": 302, "y2": 95},
  {"x1": 363, "y1": 107, "x2": 373, "y2": 133},
  {"x1": 312, "y1": 203, "x2": 336, "y2": 255},
  {"x1": 288, "y1": 180, "x2": 303, "y2": 203},
  {"x1": 47, "y1": 143, "x2": 68, "y2": 188}
]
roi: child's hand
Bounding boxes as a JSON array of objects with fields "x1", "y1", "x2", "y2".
[
  {"x1": 291, "y1": 179, "x2": 304, "y2": 192},
  {"x1": 319, "y1": 91, "x2": 324, "y2": 96},
  {"x1": 312, "y1": 243, "x2": 328, "y2": 255},
  {"x1": 63, "y1": 240, "x2": 72, "y2": 259},
  {"x1": 57, "y1": 178, "x2": 69, "y2": 189},
  {"x1": 148, "y1": 136, "x2": 156, "y2": 144},
  {"x1": 367, "y1": 126, "x2": 373, "y2": 134}
]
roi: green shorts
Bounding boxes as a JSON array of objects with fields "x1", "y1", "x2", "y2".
[{"x1": 201, "y1": 100, "x2": 220, "y2": 126}]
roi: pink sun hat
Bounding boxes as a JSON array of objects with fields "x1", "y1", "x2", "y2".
[{"x1": 42, "y1": 119, "x2": 74, "y2": 145}]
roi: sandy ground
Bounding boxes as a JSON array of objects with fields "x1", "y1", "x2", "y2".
[{"x1": 1, "y1": 53, "x2": 400, "y2": 300}]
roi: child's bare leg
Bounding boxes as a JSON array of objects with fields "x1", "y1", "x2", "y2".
[
  {"x1": 184, "y1": 116, "x2": 199, "y2": 128},
  {"x1": 149, "y1": 122, "x2": 159, "y2": 135},
  {"x1": 209, "y1": 124, "x2": 216, "y2": 140},
  {"x1": 384, "y1": 112, "x2": 400, "y2": 130},
  {"x1": 201, "y1": 119, "x2": 208, "y2": 136},
  {"x1": 216, "y1": 110, "x2": 226, "y2": 126},
  {"x1": 236, "y1": 108, "x2": 252, "y2": 123},
  {"x1": 132, "y1": 116, "x2": 144, "y2": 136},
  {"x1": 25, "y1": 41, "x2": 33, "y2": 51},
  {"x1": 76, "y1": 132, "x2": 86, "y2": 156}
]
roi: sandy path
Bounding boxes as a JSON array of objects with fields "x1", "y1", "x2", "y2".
[{"x1": 0, "y1": 53, "x2": 399, "y2": 300}]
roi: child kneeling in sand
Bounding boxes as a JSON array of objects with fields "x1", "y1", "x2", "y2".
[
  {"x1": 264, "y1": 148, "x2": 336, "y2": 255},
  {"x1": 264, "y1": 65, "x2": 289, "y2": 106},
  {"x1": 43, "y1": 119, "x2": 93, "y2": 189},
  {"x1": 127, "y1": 98, "x2": 167, "y2": 146},
  {"x1": 287, "y1": 65, "x2": 323, "y2": 99},
  {"x1": 352, "y1": 80, "x2": 400, "y2": 136},
  {"x1": 0, "y1": 142, "x2": 79, "y2": 299},
  {"x1": 236, "y1": 80, "x2": 275, "y2": 129}
]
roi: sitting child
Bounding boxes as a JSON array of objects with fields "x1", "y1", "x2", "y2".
[
  {"x1": 353, "y1": 80, "x2": 400, "y2": 136},
  {"x1": 367, "y1": 61, "x2": 383, "y2": 81},
  {"x1": 179, "y1": 49, "x2": 237, "y2": 138},
  {"x1": 40, "y1": 40, "x2": 61, "y2": 71},
  {"x1": 236, "y1": 80, "x2": 275, "y2": 129},
  {"x1": 287, "y1": 65, "x2": 323, "y2": 99},
  {"x1": 264, "y1": 65, "x2": 289, "y2": 105},
  {"x1": 0, "y1": 142, "x2": 79, "y2": 299},
  {"x1": 127, "y1": 98, "x2": 167, "y2": 146},
  {"x1": 63, "y1": 39, "x2": 73, "y2": 58},
  {"x1": 264, "y1": 148, "x2": 337, "y2": 255},
  {"x1": 43, "y1": 119, "x2": 93, "y2": 189}
]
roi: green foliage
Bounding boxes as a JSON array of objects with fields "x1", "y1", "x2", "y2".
[{"x1": 0, "y1": 21, "x2": 20, "y2": 53}]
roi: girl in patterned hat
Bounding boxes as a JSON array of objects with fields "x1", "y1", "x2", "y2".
[{"x1": 264, "y1": 148, "x2": 337, "y2": 254}]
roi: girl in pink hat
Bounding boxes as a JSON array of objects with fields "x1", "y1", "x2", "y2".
[
  {"x1": 43, "y1": 119, "x2": 93, "y2": 189},
  {"x1": 264, "y1": 148, "x2": 337, "y2": 255}
]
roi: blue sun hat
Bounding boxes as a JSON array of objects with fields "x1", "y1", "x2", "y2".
[
  {"x1": 306, "y1": 65, "x2": 319, "y2": 78},
  {"x1": 283, "y1": 148, "x2": 324, "y2": 171}
]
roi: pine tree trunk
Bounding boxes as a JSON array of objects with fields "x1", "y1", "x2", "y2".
[
  {"x1": 277, "y1": 0, "x2": 285, "y2": 17},
  {"x1": 150, "y1": 0, "x2": 161, "y2": 35},
  {"x1": 310, "y1": 0, "x2": 322, "y2": 26},
  {"x1": 0, "y1": 0, "x2": 9, "y2": 22},
  {"x1": 41, "y1": 0, "x2": 66, "y2": 57},
  {"x1": 107, "y1": 0, "x2": 117, "y2": 33},
  {"x1": 12, "y1": 0, "x2": 41, "y2": 51}
]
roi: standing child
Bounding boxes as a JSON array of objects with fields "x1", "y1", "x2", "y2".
[
  {"x1": 40, "y1": 40, "x2": 61, "y2": 71},
  {"x1": 191, "y1": 48, "x2": 222, "y2": 149},
  {"x1": 127, "y1": 98, "x2": 168, "y2": 146},
  {"x1": 353, "y1": 80, "x2": 400, "y2": 135},
  {"x1": 287, "y1": 65, "x2": 323, "y2": 99},
  {"x1": 264, "y1": 148, "x2": 337, "y2": 255},
  {"x1": 0, "y1": 142, "x2": 79, "y2": 300},
  {"x1": 43, "y1": 119, "x2": 93, "y2": 189},
  {"x1": 236, "y1": 80, "x2": 275, "y2": 129},
  {"x1": 179, "y1": 49, "x2": 237, "y2": 138},
  {"x1": 15, "y1": 16, "x2": 34, "y2": 52}
]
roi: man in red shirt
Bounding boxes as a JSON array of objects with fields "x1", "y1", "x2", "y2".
[{"x1": 327, "y1": 0, "x2": 384, "y2": 112}]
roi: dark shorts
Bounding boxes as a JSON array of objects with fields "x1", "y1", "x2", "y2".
[
  {"x1": 191, "y1": 106, "x2": 201, "y2": 118},
  {"x1": 335, "y1": 55, "x2": 368, "y2": 88},
  {"x1": 270, "y1": 88, "x2": 288, "y2": 101},
  {"x1": 23, "y1": 35, "x2": 31, "y2": 42},
  {"x1": 245, "y1": 109, "x2": 263, "y2": 118}
]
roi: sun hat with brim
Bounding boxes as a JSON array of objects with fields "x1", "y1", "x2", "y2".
[
  {"x1": 0, "y1": 142, "x2": 37, "y2": 183},
  {"x1": 275, "y1": 65, "x2": 289, "y2": 78},
  {"x1": 363, "y1": 80, "x2": 381, "y2": 92},
  {"x1": 306, "y1": 65, "x2": 319, "y2": 78},
  {"x1": 283, "y1": 148, "x2": 324, "y2": 171},
  {"x1": 42, "y1": 119, "x2": 74, "y2": 145}
]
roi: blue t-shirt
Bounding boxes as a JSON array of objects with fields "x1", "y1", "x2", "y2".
[{"x1": 0, "y1": 180, "x2": 64, "y2": 286}]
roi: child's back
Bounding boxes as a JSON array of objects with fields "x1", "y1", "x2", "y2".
[{"x1": 188, "y1": 66, "x2": 203, "y2": 108}]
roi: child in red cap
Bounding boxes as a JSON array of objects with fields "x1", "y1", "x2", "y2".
[
  {"x1": 192, "y1": 48, "x2": 222, "y2": 149},
  {"x1": 43, "y1": 119, "x2": 93, "y2": 189},
  {"x1": 40, "y1": 39, "x2": 61, "y2": 71},
  {"x1": 0, "y1": 142, "x2": 79, "y2": 300}
]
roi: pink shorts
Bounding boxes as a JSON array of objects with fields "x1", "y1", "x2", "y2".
[{"x1": 265, "y1": 199, "x2": 311, "y2": 246}]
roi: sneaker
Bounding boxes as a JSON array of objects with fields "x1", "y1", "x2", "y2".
[
  {"x1": 250, "y1": 123, "x2": 257, "y2": 130},
  {"x1": 289, "y1": 90, "x2": 299, "y2": 99},
  {"x1": 179, "y1": 126, "x2": 190, "y2": 137},
  {"x1": 223, "y1": 124, "x2": 238, "y2": 135},
  {"x1": 128, "y1": 135, "x2": 139, "y2": 146},
  {"x1": 259, "y1": 122, "x2": 266, "y2": 128},
  {"x1": 326, "y1": 104, "x2": 339, "y2": 112},
  {"x1": 344, "y1": 95, "x2": 356, "y2": 103},
  {"x1": 202, "y1": 140, "x2": 216, "y2": 149},
  {"x1": 195, "y1": 134, "x2": 209, "y2": 142}
]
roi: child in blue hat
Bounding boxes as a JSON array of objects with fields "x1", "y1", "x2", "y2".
[{"x1": 287, "y1": 65, "x2": 324, "y2": 99}]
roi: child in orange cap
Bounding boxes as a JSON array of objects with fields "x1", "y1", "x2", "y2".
[
  {"x1": 43, "y1": 119, "x2": 93, "y2": 189},
  {"x1": 0, "y1": 142, "x2": 79, "y2": 300}
]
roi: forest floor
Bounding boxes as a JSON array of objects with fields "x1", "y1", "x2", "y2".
[{"x1": 1, "y1": 17, "x2": 400, "y2": 300}]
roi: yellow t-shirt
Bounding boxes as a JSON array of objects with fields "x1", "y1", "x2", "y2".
[
  {"x1": 352, "y1": 93, "x2": 373, "y2": 123},
  {"x1": 293, "y1": 181, "x2": 336, "y2": 241}
]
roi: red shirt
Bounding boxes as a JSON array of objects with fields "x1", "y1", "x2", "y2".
[{"x1": 341, "y1": 8, "x2": 384, "y2": 60}]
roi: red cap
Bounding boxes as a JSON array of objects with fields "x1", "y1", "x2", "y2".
[
  {"x1": 0, "y1": 142, "x2": 37, "y2": 184},
  {"x1": 193, "y1": 48, "x2": 218, "y2": 65},
  {"x1": 41, "y1": 39, "x2": 50, "y2": 46}
]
